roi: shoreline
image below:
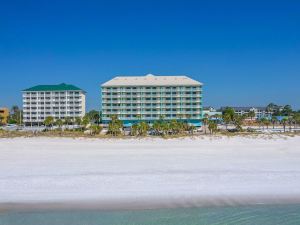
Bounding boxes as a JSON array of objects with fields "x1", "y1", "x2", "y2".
[{"x1": 2, "y1": 195, "x2": 300, "y2": 212}]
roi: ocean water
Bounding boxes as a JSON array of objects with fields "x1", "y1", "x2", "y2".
[{"x1": 1, "y1": 204, "x2": 300, "y2": 225}]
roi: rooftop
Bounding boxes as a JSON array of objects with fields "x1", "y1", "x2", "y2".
[
  {"x1": 220, "y1": 106, "x2": 267, "y2": 111},
  {"x1": 101, "y1": 74, "x2": 202, "y2": 87},
  {"x1": 23, "y1": 83, "x2": 85, "y2": 92}
]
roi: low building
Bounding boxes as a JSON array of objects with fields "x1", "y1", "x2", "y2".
[
  {"x1": 203, "y1": 107, "x2": 222, "y2": 118},
  {"x1": 101, "y1": 74, "x2": 203, "y2": 127},
  {"x1": 220, "y1": 106, "x2": 272, "y2": 120},
  {"x1": 22, "y1": 83, "x2": 86, "y2": 126},
  {"x1": 0, "y1": 108, "x2": 9, "y2": 124}
]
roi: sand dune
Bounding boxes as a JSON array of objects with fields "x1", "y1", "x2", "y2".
[{"x1": 0, "y1": 136, "x2": 300, "y2": 210}]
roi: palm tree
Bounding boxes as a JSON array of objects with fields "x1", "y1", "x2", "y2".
[
  {"x1": 107, "y1": 115, "x2": 123, "y2": 136},
  {"x1": 178, "y1": 121, "x2": 186, "y2": 134},
  {"x1": 293, "y1": 113, "x2": 300, "y2": 129},
  {"x1": 248, "y1": 110, "x2": 256, "y2": 121},
  {"x1": 81, "y1": 115, "x2": 90, "y2": 131},
  {"x1": 86, "y1": 110, "x2": 101, "y2": 124},
  {"x1": 282, "y1": 105, "x2": 293, "y2": 116},
  {"x1": 222, "y1": 113, "x2": 231, "y2": 130},
  {"x1": 259, "y1": 118, "x2": 268, "y2": 130},
  {"x1": 44, "y1": 116, "x2": 54, "y2": 130},
  {"x1": 288, "y1": 117, "x2": 294, "y2": 132},
  {"x1": 202, "y1": 117, "x2": 209, "y2": 134},
  {"x1": 136, "y1": 121, "x2": 149, "y2": 136},
  {"x1": 75, "y1": 117, "x2": 81, "y2": 125},
  {"x1": 75, "y1": 117, "x2": 82, "y2": 130},
  {"x1": 9, "y1": 105, "x2": 22, "y2": 125},
  {"x1": 233, "y1": 115, "x2": 243, "y2": 131},
  {"x1": 90, "y1": 124, "x2": 102, "y2": 136},
  {"x1": 282, "y1": 118, "x2": 288, "y2": 132},
  {"x1": 55, "y1": 119, "x2": 63, "y2": 131},
  {"x1": 188, "y1": 124, "x2": 196, "y2": 135},
  {"x1": 64, "y1": 117, "x2": 72, "y2": 126},
  {"x1": 208, "y1": 120, "x2": 218, "y2": 135},
  {"x1": 169, "y1": 120, "x2": 179, "y2": 135},
  {"x1": 159, "y1": 114, "x2": 165, "y2": 121},
  {"x1": 213, "y1": 114, "x2": 221, "y2": 123},
  {"x1": 93, "y1": 113, "x2": 100, "y2": 125},
  {"x1": 263, "y1": 119, "x2": 271, "y2": 130},
  {"x1": 161, "y1": 122, "x2": 169, "y2": 136},
  {"x1": 152, "y1": 121, "x2": 162, "y2": 136},
  {"x1": 271, "y1": 116, "x2": 278, "y2": 129},
  {"x1": 131, "y1": 123, "x2": 138, "y2": 136},
  {"x1": 222, "y1": 107, "x2": 235, "y2": 130}
]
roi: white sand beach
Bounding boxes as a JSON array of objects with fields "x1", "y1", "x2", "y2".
[{"x1": 0, "y1": 136, "x2": 300, "y2": 210}]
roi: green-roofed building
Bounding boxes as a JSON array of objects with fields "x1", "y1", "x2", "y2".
[{"x1": 22, "y1": 83, "x2": 86, "y2": 126}]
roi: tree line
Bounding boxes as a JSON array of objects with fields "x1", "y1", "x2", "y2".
[{"x1": 205, "y1": 104, "x2": 300, "y2": 133}]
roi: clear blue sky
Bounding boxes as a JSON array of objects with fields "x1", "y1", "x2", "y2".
[{"x1": 1, "y1": 0, "x2": 299, "y2": 111}]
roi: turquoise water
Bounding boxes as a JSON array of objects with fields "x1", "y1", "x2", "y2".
[{"x1": 1, "y1": 204, "x2": 300, "y2": 225}]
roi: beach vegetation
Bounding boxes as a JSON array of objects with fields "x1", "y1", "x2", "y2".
[
  {"x1": 247, "y1": 110, "x2": 256, "y2": 120},
  {"x1": 55, "y1": 119, "x2": 64, "y2": 131},
  {"x1": 281, "y1": 118, "x2": 288, "y2": 132},
  {"x1": 222, "y1": 107, "x2": 235, "y2": 130},
  {"x1": 202, "y1": 114, "x2": 209, "y2": 134},
  {"x1": 107, "y1": 115, "x2": 123, "y2": 136},
  {"x1": 64, "y1": 117, "x2": 73, "y2": 126},
  {"x1": 81, "y1": 115, "x2": 90, "y2": 130},
  {"x1": 208, "y1": 120, "x2": 218, "y2": 134},
  {"x1": 8, "y1": 105, "x2": 22, "y2": 124},
  {"x1": 148, "y1": 120, "x2": 195, "y2": 137},
  {"x1": 44, "y1": 116, "x2": 54, "y2": 129},
  {"x1": 90, "y1": 124, "x2": 102, "y2": 135},
  {"x1": 75, "y1": 117, "x2": 82, "y2": 127},
  {"x1": 131, "y1": 121, "x2": 150, "y2": 136},
  {"x1": 86, "y1": 110, "x2": 101, "y2": 124}
]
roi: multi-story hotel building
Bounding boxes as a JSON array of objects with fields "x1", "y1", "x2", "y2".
[
  {"x1": 101, "y1": 74, "x2": 203, "y2": 126},
  {"x1": 22, "y1": 83, "x2": 86, "y2": 126}
]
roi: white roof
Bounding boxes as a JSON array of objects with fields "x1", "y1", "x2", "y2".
[{"x1": 101, "y1": 74, "x2": 202, "y2": 87}]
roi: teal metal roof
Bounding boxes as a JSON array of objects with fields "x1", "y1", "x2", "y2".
[{"x1": 23, "y1": 83, "x2": 85, "y2": 92}]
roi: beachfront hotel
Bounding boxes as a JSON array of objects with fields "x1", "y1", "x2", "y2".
[
  {"x1": 22, "y1": 83, "x2": 86, "y2": 126},
  {"x1": 101, "y1": 74, "x2": 203, "y2": 126}
]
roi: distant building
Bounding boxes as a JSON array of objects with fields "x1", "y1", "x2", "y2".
[
  {"x1": 22, "y1": 83, "x2": 86, "y2": 126},
  {"x1": 101, "y1": 74, "x2": 203, "y2": 126},
  {"x1": 220, "y1": 106, "x2": 272, "y2": 119},
  {"x1": 0, "y1": 108, "x2": 9, "y2": 124},
  {"x1": 203, "y1": 107, "x2": 222, "y2": 118}
]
